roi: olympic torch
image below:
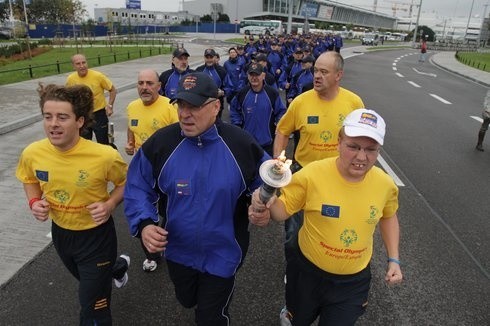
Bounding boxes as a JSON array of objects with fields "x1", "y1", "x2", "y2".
[
  {"x1": 108, "y1": 122, "x2": 117, "y2": 150},
  {"x1": 256, "y1": 150, "x2": 292, "y2": 210}
]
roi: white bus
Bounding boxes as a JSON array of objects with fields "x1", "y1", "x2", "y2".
[{"x1": 240, "y1": 20, "x2": 283, "y2": 36}]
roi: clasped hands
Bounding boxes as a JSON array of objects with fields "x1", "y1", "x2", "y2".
[{"x1": 248, "y1": 188, "x2": 274, "y2": 227}]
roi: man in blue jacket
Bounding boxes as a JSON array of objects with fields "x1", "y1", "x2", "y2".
[
  {"x1": 230, "y1": 63, "x2": 286, "y2": 156},
  {"x1": 159, "y1": 48, "x2": 194, "y2": 100},
  {"x1": 124, "y1": 72, "x2": 268, "y2": 326}
]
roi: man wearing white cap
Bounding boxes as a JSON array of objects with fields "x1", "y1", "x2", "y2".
[{"x1": 249, "y1": 109, "x2": 403, "y2": 326}]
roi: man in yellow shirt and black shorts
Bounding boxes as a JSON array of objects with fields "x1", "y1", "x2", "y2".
[
  {"x1": 250, "y1": 109, "x2": 402, "y2": 325},
  {"x1": 16, "y1": 84, "x2": 129, "y2": 325},
  {"x1": 66, "y1": 54, "x2": 117, "y2": 145}
]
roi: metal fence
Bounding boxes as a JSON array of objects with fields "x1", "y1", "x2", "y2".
[{"x1": 0, "y1": 46, "x2": 173, "y2": 84}]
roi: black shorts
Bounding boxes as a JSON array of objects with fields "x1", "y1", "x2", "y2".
[{"x1": 286, "y1": 238, "x2": 371, "y2": 326}]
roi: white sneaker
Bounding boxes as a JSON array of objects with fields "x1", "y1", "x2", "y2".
[
  {"x1": 142, "y1": 259, "x2": 157, "y2": 272},
  {"x1": 114, "y1": 255, "x2": 130, "y2": 288},
  {"x1": 280, "y1": 306, "x2": 292, "y2": 326}
]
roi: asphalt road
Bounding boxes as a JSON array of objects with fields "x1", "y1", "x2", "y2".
[{"x1": 0, "y1": 46, "x2": 489, "y2": 325}]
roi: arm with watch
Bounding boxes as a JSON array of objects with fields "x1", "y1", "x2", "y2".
[{"x1": 105, "y1": 85, "x2": 117, "y2": 116}]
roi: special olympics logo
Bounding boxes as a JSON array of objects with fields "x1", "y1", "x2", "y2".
[{"x1": 340, "y1": 229, "x2": 358, "y2": 247}]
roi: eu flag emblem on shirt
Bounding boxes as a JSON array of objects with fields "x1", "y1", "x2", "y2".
[
  {"x1": 321, "y1": 204, "x2": 340, "y2": 218},
  {"x1": 307, "y1": 116, "x2": 319, "y2": 124},
  {"x1": 35, "y1": 170, "x2": 49, "y2": 182},
  {"x1": 131, "y1": 119, "x2": 139, "y2": 126}
]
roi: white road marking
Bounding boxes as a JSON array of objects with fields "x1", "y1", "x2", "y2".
[
  {"x1": 408, "y1": 81, "x2": 421, "y2": 88},
  {"x1": 392, "y1": 62, "x2": 397, "y2": 66},
  {"x1": 430, "y1": 93, "x2": 452, "y2": 104},
  {"x1": 412, "y1": 67, "x2": 437, "y2": 77},
  {"x1": 393, "y1": 67, "x2": 397, "y2": 71},
  {"x1": 396, "y1": 72, "x2": 404, "y2": 78},
  {"x1": 471, "y1": 116, "x2": 483, "y2": 123},
  {"x1": 378, "y1": 155, "x2": 405, "y2": 187}
]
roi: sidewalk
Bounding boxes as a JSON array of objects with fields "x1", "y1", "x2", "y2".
[{"x1": 430, "y1": 51, "x2": 490, "y2": 87}]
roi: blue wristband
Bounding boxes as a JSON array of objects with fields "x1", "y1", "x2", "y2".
[{"x1": 387, "y1": 257, "x2": 401, "y2": 265}]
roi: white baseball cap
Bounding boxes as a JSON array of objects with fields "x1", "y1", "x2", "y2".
[{"x1": 343, "y1": 109, "x2": 386, "y2": 145}]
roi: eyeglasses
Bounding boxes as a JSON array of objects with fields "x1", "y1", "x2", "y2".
[
  {"x1": 177, "y1": 98, "x2": 218, "y2": 111},
  {"x1": 343, "y1": 142, "x2": 380, "y2": 156}
]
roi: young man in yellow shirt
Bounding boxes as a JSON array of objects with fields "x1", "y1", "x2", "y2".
[{"x1": 16, "y1": 84, "x2": 129, "y2": 325}]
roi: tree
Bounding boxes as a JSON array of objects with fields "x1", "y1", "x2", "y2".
[
  {"x1": 201, "y1": 14, "x2": 212, "y2": 23},
  {"x1": 13, "y1": 0, "x2": 87, "y2": 24},
  {"x1": 0, "y1": 1, "x2": 10, "y2": 22},
  {"x1": 217, "y1": 13, "x2": 229, "y2": 23},
  {"x1": 407, "y1": 25, "x2": 435, "y2": 42}
]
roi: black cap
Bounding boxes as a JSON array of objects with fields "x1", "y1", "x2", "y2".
[
  {"x1": 301, "y1": 55, "x2": 315, "y2": 63},
  {"x1": 204, "y1": 48, "x2": 217, "y2": 57},
  {"x1": 247, "y1": 63, "x2": 264, "y2": 75},
  {"x1": 294, "y1": 47, "x2": 303, "y2": 54},
  {"x1": 173, "y1": 72, "x2": 218, "y2": 107},
  {"x1": 303, "y1": 45, "x2": 311, "y2": 52},
  {"x1": 173, "y1": 48, "x2": 190, "y2": 58},
  {"x1": 255, "y1": 53, "x2": 268, "y2": 62},
  {"x1": 236, "y1": 45, "x2": 244, "y2": 50}
]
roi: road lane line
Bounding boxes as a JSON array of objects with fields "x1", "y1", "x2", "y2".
[
  {"x1": 396, "y1": 72, "x2": 404, "y2": 78},
  {"x1": 430, "y1": 93, "x2": 452, "y2": 104},
  {"x1": 471, "y1": 116, "x2": 483, "y2": 123},
  {"x1": 408, "y1": 81, "x2": 421, "y2": 88},
  {"x1": 393, "y1": 67, "x2": 397, "y2": 71},
  {"x1": 378, "y1": 155, "x2": 405, "y2": 187},
  {"x1": 412, "y1": 67, "x2": 437, "y2": 77}
]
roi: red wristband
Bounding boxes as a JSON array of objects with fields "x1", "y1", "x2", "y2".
[{"x1": 29, "y1": 197, "x2": 42, "y2": 210}]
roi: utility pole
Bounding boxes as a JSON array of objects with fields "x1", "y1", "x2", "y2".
[
  {"x1": 411, "y1": 0, "x2": 423, "y2": 46},
  {"x1": 287, "y1": 0, "x2": 293, "y2": 34}
]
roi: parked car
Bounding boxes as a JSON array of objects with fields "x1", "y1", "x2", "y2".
[{"x1": 361, "y1": 33, "x2": 378, "y2": 46}]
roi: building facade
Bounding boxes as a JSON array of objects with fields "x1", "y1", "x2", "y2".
[{"x1": 181, "y1": 0, "x2": 396, "y2": 30}]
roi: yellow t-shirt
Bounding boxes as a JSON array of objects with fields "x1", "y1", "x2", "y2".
[
  {"x1": 279, "y1": 157, "x2": 399, "y2": 275},
  {"x1": 66, "y1": 70, "x2": 113, "y2": 112},
  {"x1": 127, "y1": 95, "x2": 179, "y2": 150},
  {"x1": 16, "y1": 138, "x2": 127, "y2": 231},
  {"x1": 276, "y1": 88, "x2": 364, "y2": 167}
]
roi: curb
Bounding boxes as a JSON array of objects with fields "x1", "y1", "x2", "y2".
[{"x1": 430, "y1": 58, "x2": 490, "y2": 88}]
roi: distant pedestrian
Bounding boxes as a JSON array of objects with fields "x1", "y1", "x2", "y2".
[
  {"x1": 16, "y1": 83, "x2": 130, "y2": 326},
  {"x1": 419, "y1": 38, "x2": 427, "y2": 63},
  {"x1": 66, "y1": 54, "x2": 117, "y2": 145},
  {"x1": 475, "y1": 89, "x2": 490, "y2": 151}
]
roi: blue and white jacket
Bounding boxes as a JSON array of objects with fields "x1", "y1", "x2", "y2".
[{"x1": 124, "y1": 121, "x2": 268, "y2": 278}]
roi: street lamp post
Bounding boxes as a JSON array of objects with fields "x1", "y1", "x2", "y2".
[
  {"x1": 464, "y1": 0, "x2": 476, "y2": 44},
  {"x1": 21, "y1": 0, "x2": 32, "y2": 60}
]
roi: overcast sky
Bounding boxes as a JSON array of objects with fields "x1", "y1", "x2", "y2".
[{"x1": 82, "y1": 0, "x2": 489, "y2": 20}]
